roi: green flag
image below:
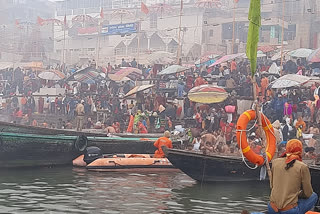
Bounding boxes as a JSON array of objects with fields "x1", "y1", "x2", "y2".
[{"x1": 246, "y1": 0, "x2": 261, "y2": 77}]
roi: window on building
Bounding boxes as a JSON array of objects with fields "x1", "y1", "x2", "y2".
[
  {"x1": 88, "y1": 48, "x2": 95, "y2": 52},
  {"x1": 209, "y1": 29, "x2": 213, "y2": 37},
  {"x1": 150, "y1": 13, "x2": 157, "y2": 29}
]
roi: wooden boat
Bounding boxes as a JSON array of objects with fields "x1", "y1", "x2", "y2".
[
  {"x1": 0, "y1": 120, "x2": 107, "y2": 137},
  {"x1": 163, "y1": 148, "x2": 320, "y2": 196},
  {"x1": 0, "y1": 132, "x2": 87, "y2": 168},
  {"x1": 73, "y1": 154, "x2": 176, "y2": 172},
  {"x1": 112, "y1": 133, "x2": 164, "y2": 138}
]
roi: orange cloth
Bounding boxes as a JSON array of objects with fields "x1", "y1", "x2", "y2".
[
  {"x1": 154, "y1": 137, "x2": 173, "y2": 158},
  {"x1": 295, "y1": 119, "x2": 306, "y2": 132},
  {"x1": 261, "y1": 77, "x2": 269, "y2": 96},
  {"x1": 194, "y1": 77, "x2": 207, "y2": 87},
  {"x1": 21, "y1": 97, "x2": 27, "y2": 105},
  {"x1": 15, "y1": 110, "x2": 23, "y2": 118},
  {"x1": 126, "y1": 115, "x2": 134, "y2": 133},
  {"x1": 231, "y1": 60, "x2": 237, "y2": 72},
  {"x1": 138, "y1": 122, "x2": 148, "y2": 134},
  {"x1": 280, "y1": 139, "x2": 303, "y2": 164}
]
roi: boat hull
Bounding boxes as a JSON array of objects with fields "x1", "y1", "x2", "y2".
[
  {"x1": 164, "y1": 148, "x2": 320, "y2": 196},
  {"x1": 0, "y1": 132, "x2": 81, "y2": 168},
  {"x1": 86, "y1": 155, "x2": 176, "y2": 172}
]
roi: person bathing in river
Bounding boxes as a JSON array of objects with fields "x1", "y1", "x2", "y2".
[
  {"x1": 191, "y1": 135, "x2": 202, "y2": 152},
  {"x1": 154, "y1": 131, "x2": 173, "y2": 158},
  {"x1": 268, "y1": 139, "x2": 318, "y2": 213}
]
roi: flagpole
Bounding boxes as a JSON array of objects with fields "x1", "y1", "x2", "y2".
[
  {"x1": 96, "y1": 10, "x2": 102, "y2": 69},
  {"x1": 177, "y1": 0, "x2": 183, "y2": 64},
  {"x1": 279, "y1": 0, "x2": 285, "y2": 75},
  {"x1": 63, "y1": 15, "x2": 66, "y2": 68},
  {"x1": 231, "y1": 0, "x2": 236, "y2": 54},
  {"x1": 137, "y1": 19, "x2": 141, "y2": 66}
]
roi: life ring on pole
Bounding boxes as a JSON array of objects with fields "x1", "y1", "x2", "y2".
[{"x1": 236, "y1": 110, "x2": 276, "y2": 166}]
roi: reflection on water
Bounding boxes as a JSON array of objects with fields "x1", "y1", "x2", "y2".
[{"x1": 0, "y1": 167, "x2": 270, "y2": 213}]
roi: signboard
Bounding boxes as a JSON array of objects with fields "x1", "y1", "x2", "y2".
[{"x1": 102, "y1": 22, "x2": 138, "y2": 36}]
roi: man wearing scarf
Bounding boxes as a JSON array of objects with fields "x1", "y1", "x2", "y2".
[{"x1": 268, "y1": 139, "x2": 318, "y2": 213}]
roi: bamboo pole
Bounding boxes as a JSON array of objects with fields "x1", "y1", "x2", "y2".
[
  {"x1": 96, "y1": 20, "x2": 102, "y2": 69},
  {"x1": 279, "y1": 0, "x2": 285, "y2": 75},
  {"x1": 176, "y1": 0, "x2": 183, "y2": 64},
  {"x1": 251, "y1": 76, "x2": 272, "y2": 181}
]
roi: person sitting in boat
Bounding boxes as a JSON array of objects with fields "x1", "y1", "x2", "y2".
[
  {"x1": 154, "y1": 131, "x2": 173, "y2": 158},
  {"x1": 268, "y1": 139, "x2": 318, "y2": 214},
  {"x1": 191, "y1": 136, "x2": 202, "y2": 152}
]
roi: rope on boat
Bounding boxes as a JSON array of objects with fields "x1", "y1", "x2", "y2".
[{"x1": 236, "y1": 119, "x2": 259, "y2": 170}]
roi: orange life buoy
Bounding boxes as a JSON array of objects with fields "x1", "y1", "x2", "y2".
[{"x1": 236, "y1": 110, "x2": 276, "y2": 166}]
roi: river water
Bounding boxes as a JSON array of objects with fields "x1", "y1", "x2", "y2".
[{"x1": 0, "y1": 167, "x2": 270, "y2": 213}]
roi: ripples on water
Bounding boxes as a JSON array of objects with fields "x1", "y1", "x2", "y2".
[{"x1": 0, "y1": 167, "x2": 270, "y2": 213}]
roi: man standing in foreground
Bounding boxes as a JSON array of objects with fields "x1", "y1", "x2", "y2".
[
  {"x1": 154, "y1": 131, "x2": 172, "y2": 158},
  {"x1": 75, "y1": 100, "x2": 85, "y2": 131},
  {"x1": 268, "y1": 139, "x2": 318, "y2": 213}
]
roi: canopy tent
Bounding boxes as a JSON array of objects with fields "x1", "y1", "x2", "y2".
[
  {"x1": 188, "y1": 85, "x2": 228, "y2": 104},
  {"x1": 147, "y1": 51, "x2": 176, "y2": 65},
  {"x1": 66, "y1": 67, "x2": 98, "y2": 81},
  {"x1": 157, "y1": 65, "x2": 189, "y2": 76},
  {"x1": 288, "y1": 48, "x2": 313, "y2": 58},
  {"x1": 209, "y1": 53, "x2": 245, "y2": 67},
  {"x1": 109, "y1": 67, "x2": 142, "y2": 82},
  {"x1": 271, "y1": 50, "x2": 289, "y2": 61},
  {"x1": 308, "y1": 48, "x2": 320, "y2": 63},
  {"x1": 38, "y1": 70, "x2": 65, "y2": 81},
  {"x1": 124, "y1": 84, "x2": 154, "y2": 97},
  {"x1": 269, "y1": 74, "x2": 311, "y2": 89}
]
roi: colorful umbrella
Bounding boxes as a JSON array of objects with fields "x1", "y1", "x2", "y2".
[
  {"x1": 74, "y1": 70, "x2": 99, "y2": 84},
  {"x1": 308, "y1": 48, "x2": 320, "y2": 63},
  {"x1": 288, "y1": 48, "x2": 313, "y2": 58},
  {"x1": 158, "y1": 65, "x2": 189, "y2": 76},
  {"x1": 109, "y1": 67, "x2": 142, "y2": 81},
  {"x1": 147, "y1": 51, "x2": 176, "y2": 65},
  {"x1": 195, "y1": 54, "x2": 219, "y2": 65},
  {"x1": 270, "y1": 74, "x2": 311, "y2": 89},
  {"x1": 188, "y1": 85, "x2": 228, "y2": 104},
  {"x1": 209, "y1": 53, "x2": 245, "y2": 67},
  {"x1": 195, "y1": 0, "x2": 222, "y2": 8},
  {"x1": 38, "y1": 70, "x2": 65, "y2": 81},
  {"x1": 124, "y1": 84, "x2": 154, "y2": 98}
]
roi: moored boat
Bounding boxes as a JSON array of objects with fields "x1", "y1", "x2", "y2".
[
  {"x1": 73, "y1": 152, "x2": 176, "y2": 172},
  {"x1": 0, "y1": 132, "x2": 88, "y2": 168},
  {"x1": 163, "y1": 148, "x2": 320, "y2": 197}
]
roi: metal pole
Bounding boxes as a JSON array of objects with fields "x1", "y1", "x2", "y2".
[
  {"x1": 176, "y1": 0, "x2": 183, "y2": 64},
  {"x1": 137, "y1": 21, "x2": 141, "y2": 66},
  {"x1": 280, "y1": 0, "x2": 285, "y2": 75}
]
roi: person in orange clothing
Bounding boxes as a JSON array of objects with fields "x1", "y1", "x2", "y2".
[
  {"x1": 154, "y1": 131, "x2": 173, "y2": 158},
  {"x1": 230, "y1": 59, "x2": 237, "y2": 72},
  {"x1": 261, "y1": 76, "x2": 269, "y2": 98},
  {"x1": 295, "y1": 116, "x2": 306, "y2": 132},
  {"x1": 194, "y1": 74, "x2": 208, "y2": 87},
  {"x1": 138, "y1": 121, "x2": 148, "y2": 134}
]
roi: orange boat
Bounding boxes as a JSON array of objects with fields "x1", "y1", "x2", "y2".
[{"x1": 73, "y1": 154, "x2": 177, "y2": 172}]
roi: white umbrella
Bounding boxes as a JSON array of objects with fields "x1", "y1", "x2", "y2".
[
  {"x1": 270, "y1": 74, "x2": 311, "y2": 89},
  {"x1": 157, "y1": 65, "x2": 189, "y2": 76},
  {"x1": 288, "y1": 48, "x2": 313, "y2": 58},
  {"x1": 38, "y1": 70, "x2": 65, "y2": 81},
  {"x1": 124, "y1": 84, "x2": 154, "y2": 97}
]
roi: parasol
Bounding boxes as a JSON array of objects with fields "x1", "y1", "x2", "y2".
[
  {"x1": 307, "y1": 48, "x2": 320, "y2": 63},
  {"x1": 209, "y1": 53, "x2": 245, "y2": 67},
  {"x1": 157, "y1": 65, "x2": 189, "y2": 76},
  {"x1": 195, "y1": 53, "x2": 219, "y2": 65},
  {"x1": 288, "y1": 48, "x2": 313, "y2": 58},
  {"x1": 124, "y1": 84, "x2": 154, "y2": 97},
  {"x1": 109, "y1": 67, "x2": 142, "y2": 82},
  {"x1": 38, "y1": 70, "x2": 65, "y2": 81},
  {"x1": 270, "y1": 74, "x2": 311, "y2": 89},
  {"x1": 74, "y1": 70, "x2": 99, "y2": 84},
  {"x1": 188, "y1": 85, "x2": 228, "y2": 104},
  {"x1": 257, "y1": 45, "x2": 276, "y2": 53},
  {"x1": 195, "y1": 0, "x2": 222, "y2": 8},
  {"x1": 271, "y1": 50, "x2": 289, "y2": 61},
  {"x1": 147, "y1": 51, "x2": 176, "y2": 65}
]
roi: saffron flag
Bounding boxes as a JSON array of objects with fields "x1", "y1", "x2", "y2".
[
  {"x1": 141, "y1": 2, "x2": 149, "y2": 14},
  {"x1": 246, "y1": 0, "x2": 261, "y2": 77},
  {"x1": 37, "y1": 16, "x2": 44, "y2": 26},
  {"x1": 64, "y1": 15, "x2": 67, "y2": 26},
  {"x1": 100, "y1": 8, "x2": 104, "y2": 19}
]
